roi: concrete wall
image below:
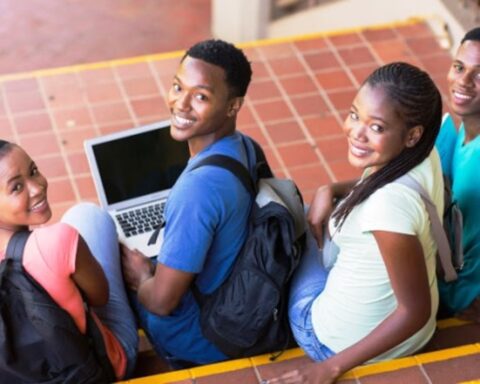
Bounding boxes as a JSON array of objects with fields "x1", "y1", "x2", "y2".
[
  {"x1": 211, "y1": 0, "x2": 467, "y2": 54},
  {"x1": 268, "y1": 0, "x2": 466, "y2": 53},
  {"x1": 211, "y1": 0, "x2": 270, "y2": 43}
]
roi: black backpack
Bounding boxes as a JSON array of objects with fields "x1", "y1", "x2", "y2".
[
  {"x1": 0, "y1": 231, "x2": 116, "y2": 383},
  {"x1": 191, "y1": 137, "x2": 306, "y2": 359}
]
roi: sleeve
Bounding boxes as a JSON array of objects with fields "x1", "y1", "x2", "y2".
[
  {"x1": 158, "y1": 169, "x2": 222, "y2": 273},
  {"x1": 23, "y1": 223, "x2": 86, "y2": 332},
  {"x1": 360, "y1": 184, "x2": 425, "y2": 236},
  {"x1": 435, "y1": 113, "x2": 458, "y2": 179},
  {"x1": 27, "y1": 223, "x2": 79, "y2": 277}
]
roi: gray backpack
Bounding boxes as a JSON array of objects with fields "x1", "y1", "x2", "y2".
[{"x1": 396, "y1": 174, "x2": 463, "y2": 282}]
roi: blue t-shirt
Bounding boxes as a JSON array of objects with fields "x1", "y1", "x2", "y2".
[
  {"x1": 436, "y1": 114, "x2": 480, "y2": 313},
  {"x1": 140, "y1": 132, "x2": 254, "y2": 364}
]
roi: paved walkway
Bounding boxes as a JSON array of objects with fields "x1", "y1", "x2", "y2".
[
  {"x1": 1, "y1": 5, "x2": 479, "y2": 383},
  {"x1": 0, "y1": 0, "x2": 211, "y2": 75},
  {"x1": 0, "y1": 17, "x2": 454, "y2": 221}
]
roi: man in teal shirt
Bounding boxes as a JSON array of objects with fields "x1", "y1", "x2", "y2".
[{"x1": 436, "y1": 28, "x2": 480, "y2": 321}]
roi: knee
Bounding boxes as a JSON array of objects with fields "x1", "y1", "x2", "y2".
[{"x1": 62, "y1": 202, "x2": 115, "y2": 230}]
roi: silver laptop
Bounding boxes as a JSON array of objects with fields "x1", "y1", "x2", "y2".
[{"x1": 84, "y1": 120, "x2": 190, "y2": 257}]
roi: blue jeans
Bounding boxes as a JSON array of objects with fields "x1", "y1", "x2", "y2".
[
  {"x1": 62, "y1": 203, "x2": 139, "y2": 378},
  {"x1": 288, "y1": 228, "x2": 335, "y2": 361}
]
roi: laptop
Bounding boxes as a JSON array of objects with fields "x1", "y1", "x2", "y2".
[{"x1": 84, "y1": 120, "x2": 190, "y2": 257}]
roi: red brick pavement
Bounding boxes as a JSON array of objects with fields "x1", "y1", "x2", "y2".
[{"x1": 0, "y1": 0, "x2": 211, "y2": 75}]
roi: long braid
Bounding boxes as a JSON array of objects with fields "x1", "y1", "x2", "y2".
[{"x1": 332, "y1": 62, "x2": 443, "y2": 228}]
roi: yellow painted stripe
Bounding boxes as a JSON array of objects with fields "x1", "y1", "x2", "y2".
[
  {"x1": 337, "y1": 370, "x2": 357, "y2": 380},
  {"x1": 459, "y1": 380, "x2": 480, "y2": 384},
  {"x1": 340, "y1": 343, "x2": 480, "y2": 379},
  {"x1": 126, "y1": 318, "x2": 476, "y2": 382},
  {"x1": 0, "y1": 17, "x2": 429, "y2": 83},
  {"x1": 436, "y1": 317, "x2": 472, "y2": 330},
  {"x1": 239, "y1": 16, "x2": 427, "y2": 49},
  {"x1": 348, "y1": 356, "x2": 417, "y2": 378},
  {"x1": 415, "y1": 344, "x2": 480, "y2": 364},
  {"x1": 188, "y1": 358, "x2": 252, "y2": 378},
  {"x1": 119, "y1": 368, "x2": 191, "y2": 383},
  {"x1": 0, "y1": 50, "x2": 184, "y2": 83},
  {"x1": 118, "y1": 343, "x2": 480, "y2": 383},
  {"x1": 249, "y1": 347, "x2": 305, "y2": 366}
]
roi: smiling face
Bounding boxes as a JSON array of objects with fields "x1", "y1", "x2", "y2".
[
  {"x1": 343, "y1": 84, "x2": 423, "y2": 174},
  {"x1": 167, "y1": 56, "x2": 243, "y2": 155},
  {"x1": 0, "y1": 146, "x2": 51, "y2": 231},
  {"x1": 447, "y1": 40, "x2": 480, "y2": 121}
]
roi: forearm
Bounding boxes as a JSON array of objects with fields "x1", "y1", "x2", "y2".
[
  {"x1": 330, "y1": 179, "x2": 358, "y2": 200},
  {"x1": 137, "y1": 276, "x2": 171, "y2": 315},
  {"x1": 136, "y1": 262, "x2": 177, "y2": 315},
  {"x1": 324, "y1": 305, "x2": 429, "y2": 378},
  {"x1": 137, "y1": 263, "x2": 194, "y2": 316}
]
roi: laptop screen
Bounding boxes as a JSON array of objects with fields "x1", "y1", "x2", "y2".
[{"x1": 91, "y1": 126, "x2": 190, "y2": 205}]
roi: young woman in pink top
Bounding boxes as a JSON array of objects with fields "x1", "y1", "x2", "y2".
[{"x1": 0, "y1": 140, "x2": 138, "y2": 380}]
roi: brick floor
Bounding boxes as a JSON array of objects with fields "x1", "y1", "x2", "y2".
[
  {"x1": 0, "y1": 5, "x2": 478, "y2": 383},
  {"x1": 0, "y1": 0, "x2": 211, "y2": 75}
]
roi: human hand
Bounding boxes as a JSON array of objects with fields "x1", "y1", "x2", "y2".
[
  {"x1": 267, "y1": 361, "x2": 339, "y2": 384},
  {"x1": 307, "y1": 185, "x2": 334, "y2": 247},
  {"x1": 120, "y1": 244, "x2": 154, "y2": 291}
]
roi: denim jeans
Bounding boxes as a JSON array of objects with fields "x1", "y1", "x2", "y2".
[
  {"x1": 62, "y1": 203, "x2": 139, "y2": 378},
  {"x1": 288, "y1": 228, "x2": 335, "y2": 361}
]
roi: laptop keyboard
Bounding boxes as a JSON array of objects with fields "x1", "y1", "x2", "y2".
[{"x1": 116, "y1": 202, "x2": 165, "y2": 238}]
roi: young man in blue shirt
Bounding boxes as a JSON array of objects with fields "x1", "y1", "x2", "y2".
[{"x1": 121, "y1": 39, "x2": 255, "y2": 367}]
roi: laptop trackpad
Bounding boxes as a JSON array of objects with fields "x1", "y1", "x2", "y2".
[{"x1": 118, "y1": 226, "x2": 164, "y2": 258}]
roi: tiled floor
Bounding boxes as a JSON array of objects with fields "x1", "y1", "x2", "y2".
[
  {"x1": 0, "y1": 0, "x2": 211, "y2": 75},
  {"x1": 0, "y1": 19, "x2": 454, "y2": 223},
  {"x1": 1, "y1": 11, "x2": 479, "y2": 384}
]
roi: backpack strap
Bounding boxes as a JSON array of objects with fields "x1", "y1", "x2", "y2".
[
  {"x1": 5, "y1": 230, "x2": 31, "y2": 263},
  {"x1": 189, "y1": 142, "x2": 263, "y2": 305},
  {"x1": 148, "y1": 139, "x2": 265, "y2": 247},
  {"x1": 395, "y1": 174, "x2": 457, "y2": 282},
  {"x1": 190, "y1": 155, "x2": 254, "y2": 307},
  {"x1": 190, "y1": 154, "x2": 255, "y2": 196},
  {"x1": 190, "y1": 135, "x2": 273, "y2": 195},
  {"x1": 241, "y1": 136, "x2": 274, "y2": 179}
]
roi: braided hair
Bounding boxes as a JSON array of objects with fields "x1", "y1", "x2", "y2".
[{"x1": 332, "y1": 62, "x2": 442, "y2": 228}]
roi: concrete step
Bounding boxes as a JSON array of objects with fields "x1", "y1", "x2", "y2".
[{"x1": 122, "y1": 318, "x2": 480, "y2": 383}]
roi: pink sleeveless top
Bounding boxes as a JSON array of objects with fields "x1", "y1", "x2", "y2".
[{"x1": 0, "y1": 223, "x2": 127, "y2": 379}]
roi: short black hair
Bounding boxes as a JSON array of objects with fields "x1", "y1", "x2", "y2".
[
  {"x1": 182, "y1": 39, "x2": 252, "y2": 97},
  {"x1": 461, "y1": 27, "x2": 480, "y2": 44},
  {"x1": 0, "y1": 140, "x2": 13, "y2": 159}
]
